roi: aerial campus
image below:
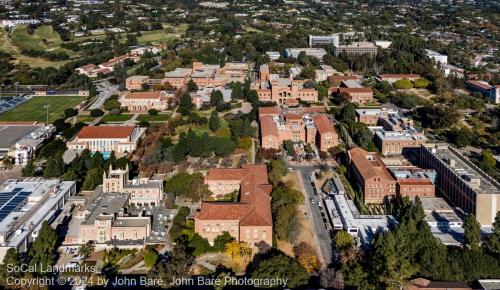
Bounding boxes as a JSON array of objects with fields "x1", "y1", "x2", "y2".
[{"x1": 0, "y1": 0, "x2": 499, "y2": 289}]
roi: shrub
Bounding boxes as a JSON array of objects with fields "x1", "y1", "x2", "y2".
[
  {"x1": 90, "y1": 109, "x2": 104, "y2": 117},
  {"x1": 148, "y1": 109, "x2": 158, "y2": 116},
  {"x1": 393, "y1": 79, "x2": 414, "y2": 90}
]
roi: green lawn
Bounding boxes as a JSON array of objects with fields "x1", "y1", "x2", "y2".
[
  {"x1": 11, "y1": 25, "x2": 63, "y2": 51},
  {"x1": 101, "y1": 114, "x2": 134, "y2": 123},
  {"x1": 0, "y1": 95, "x2": 86, "y2": 123},
  {"x1": 136, "y1": 114, "x2": 170, "y2": 122},
  {"x1": 76, "y1": 115, "x2": 96, "y2": 123}
]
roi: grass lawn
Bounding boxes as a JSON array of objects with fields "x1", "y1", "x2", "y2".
[
  {"x1": 101, "y1": 114, "x2": 134, "y2": 123},
  {"x1": 0, "y1": 95, "x2": 86, "y2": 123},
  {"x1": 11, "y1": 25, "x2": 62, "y2": 51},
  {"x1": 136, "y1": 114, "x2": 170, "y2": 122},
  {"x1": 1, "y1": 26, "x2": 76, "y2": 68},
  {"x1": 76, "y1": 115, "x2": 96, "y2": 123}
]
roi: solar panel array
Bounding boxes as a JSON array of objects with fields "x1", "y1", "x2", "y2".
[
  {"x1": 0, "y1": 188, "x2": 31, "y2": 221},
  {"x1": 0, "y1": 97, "x2": 27, "y2": 114}
]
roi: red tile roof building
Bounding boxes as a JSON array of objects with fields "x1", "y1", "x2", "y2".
[
  {"x1": 377, "y1": 74, "x2": 421, "y2": 83},
  {"x1": 259, "y1": 106, "x2": 338, "y2": 152},
  {"x1": 195, "y1": 164, "x2": 273, "y2": 246},
  {"x1": 119, "y1": 91, "x2": 174, "y2": 112},
  {"x1": 253, "y1": 65, "x2": 318, "y2": 104},
  {"x1": 337, "y1": 87, "x2": 374, "y2": 104},
  {"x1": 347, "y1": 147, "x2": 397, "y2": 204},
  {"x1": 67, "y1": 126, "x2": 146, "y2": 153}
]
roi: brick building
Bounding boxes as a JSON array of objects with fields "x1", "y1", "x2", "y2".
[
  {"x1": 259, "y1": 106, "x2": 338, "y2": 152},
  {"x1": 67, "y1": 126, "x2": 146, "y2": 153},
  {"x1": 418, "y1": 144, "x2": 500, "y2": 226},
  {"x1": 119, "y1": 91, "x2": 173, "y2": 112},
  {"x1": 194, "y1": 165, "x2": 273, "y2": 246},
  {"x1": 253, "y1": 65, "x2": 318, "y2": 104},
  {"x1": 125, "y1": 75, "x2": 150, "y2": 90},
  {"x1": 347, "y1": 147, "x2": 397, "y2": 204}
]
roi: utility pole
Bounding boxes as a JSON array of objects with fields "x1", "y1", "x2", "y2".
[{"x1": 43, "y1": 105, "x2": 50, "y2": 126}]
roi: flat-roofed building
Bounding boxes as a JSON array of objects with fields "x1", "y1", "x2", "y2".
[
  {"x1": 0, "y1": 178, "x2": 77, "y2": 261},
  {"x1": 420, "y1": 197, "x2": 463, "y2": 229},
  {"x1": 390, "y1": 168, "x2": 435, "y2": 198},
  {"x1": 72, "y1": 192, "x2": 151, "y2": 244},
  {"x1": 355, "y1": 108, "x2": 397, "y2": 125},
  {"x1": 119, "y1": 91, "x2": 173, "y2": 112},
  {"x1": 284, "y1": 48, "x2": 327, "y2": 60},
  {"x1": 374, "y1": 130, "x2": 428, "y2": 156},
  {"x1": 330, "y1": 194, "x2": 395, "y2": 247},
  {"x1": 309, "y1": 34, "x2": 340, "y2": 47},
  {"x1": 125, "y1": 75, "x2": 150, "y2": 90},
  {"x1": 347, "y1": 147, "x2": 397, "y2": 204},
  {"x1": 418, "y1": 143, "x2": 500, "y2": 226},
  {"x1": 333, "y1": 42, "x2": 378, "y2": 56},
  {"x1": 195, "y1": 165, "x2": 273, "y2": 247},
  {"x1": 67, "y1": 126, "x2": 146, "y2": 153},
  {"x1": 425, "y1": 49, "x2": 448, "y2": 65}
]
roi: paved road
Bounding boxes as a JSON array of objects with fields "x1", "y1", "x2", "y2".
[
  {"x1": 89, "y1": 81, "x2": 118, "y2": 110},
  {"x1": 296, "y1": 168, "x2": 333, "y2": 266}
]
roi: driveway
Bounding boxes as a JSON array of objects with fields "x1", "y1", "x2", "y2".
[{"x1": 296, "y1": 167, "x2": 333, "y2": 266}]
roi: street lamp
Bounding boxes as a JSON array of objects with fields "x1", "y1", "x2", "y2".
[{"x1": 43, "y1": 105, "x2": 50, "y2": 125}]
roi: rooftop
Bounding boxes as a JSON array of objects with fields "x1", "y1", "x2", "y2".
[
  {"x1": 423, "y1": 144, "x2": 500, "y2": 194},
  {"x1": 348, "y1": 147, "x2": 396, "y2": 182},
  {"x1": 76, "y1": 126, "x2": 136, "y2": 139},
  {"x1": 0, "y1": 124, "x2": 44, "y2": 150}
]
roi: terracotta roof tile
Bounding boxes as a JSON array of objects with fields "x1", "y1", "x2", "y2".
[
  {"x1": 124, "y1": 91, "x2": 162, "y2": 99},
  {"x1": 348, "y1": 147, "x2": 395, "y2": 182},
  {"x1": 76, "y1": 126, "x2": 135, "y2": 139},
  {"x1": 313, "y1": 114, "x2": 336, "y2": 135},
  {"x1": 196, "y1": 164, "x2": 272, "y2": 227},
  {"x1": 379, "y1": 74, "x2": 420, "y2": 79},
  {"x1": 259, "y1": 115, "x2": 279, "y2": 137}
]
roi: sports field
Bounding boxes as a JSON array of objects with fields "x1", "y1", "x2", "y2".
[{"x1": 0, "y1": 95, "x2": 86, "y2": 123}]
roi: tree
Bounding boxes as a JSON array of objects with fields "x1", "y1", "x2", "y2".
[
  {"x1": 231, "y1": 82, "x2": 243, "y2": 99},
  {"x1": 144, "y1": 249, "x2": 159, "y2": 267},
  {"x1": 393, "y1": 79, "x2": 414, "y2": 90},
  {"x1": 22, "y1": 159, "x2": 36, "y2": 176},
  {"x1": 29, "y1": 221, "x2": 58, "y2": 273},
  {"x1": 78, "y1": 241, "x2": 95, "y2": 259},
  {"x1": 148, "y1": 109, "x2": 158, "y2": 116},
  {"x1": 150, "y1": 244, "x2": 193, "y2": 288},
  {"x1": 320, "y1": 268, "x2": 345, "y2": 289},
  {"x1": 463, "y1": 214, "x2": 481, "y2": 250},
  {"x1": 82, "y1": 167, "x2": 104, "y2": 190},
  {"x1": 268, "y1": 158, "x2": 288, "y2": 186},
  {"x1": 213, "y1": 137, "x2": 236, "y2": 156},
  {"x1": 413, "y1": 78, "x2": 430, "y2": 88},
  {"x1": 43, "y1": 155, "x2": 64, "y2": 178},
  {"x1": 177, "y1": 93, "x2": 194, "y2": 116},
  {"x1": 225, "y1": 241, "x2": 252, "y2": 261},
  {"x1": 251, "y1": 252, "x2": 309, "y2": 288},
  {"x1": 486, "y1": 212, "x2": 500, "y2": 255},
  {"x1": 189, "y1": 234, "x2": 211, "y2": 256},
  {"x1": 213, "y1": 232, "x2": 235, "y2": 252},
  {"x1": 187, "y1": 79, "x2": 198, "y2": 92},
  {"x1": 300, "y1": 66, "x2": 316, "y2": 79},
  {"x1": 64, "y1": 108, "x2": 78, "y2": 118},
  {"x1": 447, "y1": 127, "x2": 475, "y2": 148},
  {"x1": 480, "y1": 150, "x2": 496, "y2": 169},
  {"x1": 335, "y1": 230, "x2": 354, "y2": 251},
  {"x1": 210, "y1": 90, "x2": 224, "y2": 106},
  {"x1": 293, "y1": 242, "x2": 321, "y2": 273},
  {"x1": 209, "y1": 110, "x2": 220, "y2": 132},
  {"x1": 0, "y1": 248, "x2": 20, "y2": 286}
]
